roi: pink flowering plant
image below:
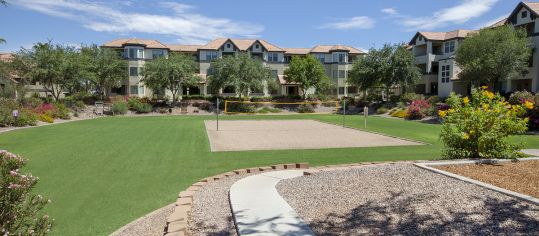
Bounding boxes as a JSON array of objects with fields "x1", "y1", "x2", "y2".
[
  {"x1": 0, "y1": 150, "x2": 53, "y2": 235},
  {"x1": 405, "y1": 99, "x2": 430, "y2": 120},
  {"x1": 439, "y1": 87, "x2": 529, "y2": 159}
]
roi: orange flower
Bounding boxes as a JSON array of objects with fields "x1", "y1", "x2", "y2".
[{"x1": 524, "y1": 101, "x2": 534, "y2": 110}]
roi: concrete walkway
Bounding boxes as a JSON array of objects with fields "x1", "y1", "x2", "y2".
[
  {"x1": 229, "y1": 170, "x2": 315, "y2": 236},
  {"x1": 522, "y1": 149, "x2": 539, "y2": 157}
]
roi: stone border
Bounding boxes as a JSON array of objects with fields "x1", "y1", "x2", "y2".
[
  {"x1": 110, "y1": 203, "x2": 175, "y2": 236},
  {"x1": 162, "y1": 162, "x2": 310, "y2": 236},
  {"x1": 414, "y1": 157, "x2": 539, "y2": 205}
]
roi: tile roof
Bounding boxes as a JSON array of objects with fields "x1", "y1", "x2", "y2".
[
  {"x1": 487, "y1": 18, "x2": 508, "y2": 28},
  {"x1": 524, "y1": 2, "x2": 539, "y2": 15},
  {"x1": 102, "y1": 38, "x2": 364, "y2": 55},
  {"x1": 102, "y1": 38, "x2": 169, "y2": 49},
  {"x1": 167, "y1": 44, "x2": 202, "y2": 52},
  {"x1": 417, "y1": 30, "x2": 476, "y2": 41},
  {"x1": 0, "y1": 52, "x2": 14, "y2": 62}
]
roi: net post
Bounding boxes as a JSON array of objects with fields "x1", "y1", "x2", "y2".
[
  {"x1": 342, "y1": 99, "x2": 346, "y2": 128},
  {"x1": 216, "y1": 98, "x2": 219, "y2": 131},
  {"x1": 364, "y1": 106, "x2": 368, "y2": 129}
]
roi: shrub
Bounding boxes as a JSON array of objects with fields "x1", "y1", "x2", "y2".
[
  {"x1": 401, "y1": 93, "x2": 424, "y2": 103},
  {"x1": 133, "y1": 103, "x2": 152, "y2": 113},
  {"x1": 405, "y1": 99, "x2": 430, "y2": 120},
  {"x1": 13, "y1": 110, "x2": 37, "y2": 127},
  {"x1": 111, "y1": 102, "x2": 128, "y2": 115},
  {"x1": 439, "y1": 88, "x2": 529, "y2": 159},
  {"x1": 297, "y1": 104, "x2": 315, "y2": 113},
  {"x1": 376, "y1": 107, "x2": 389, "y2": 114},
  {"x1": 508, "y1": 91, "x2": 534, "y2": 105},
  {"x1": 426, "y1": 96, "x2": 440, "y2": 105},
  {"x1": 391, "y1": 109, "x2": 407, "y2": 118},
  {"x1": 38, "y1": 114, "x2": 54, "y2": 123},
  {"x1": 53, "y1": 103, "x2": 70, "y2": 120},
  {"x1": 250, "y1": 97, "x2": 273, "y2": 102},
  {"x1": 0, "y1": 98, "x2": 19, "y2": 126},
  {"x1": 0, "y1": 150, "x2": 54, "y2": 235},
  {"x1": 529, "y1": 107, "x2": 539, "y2": 130},
  {"x1": 127, "y1": 97, "x2": 142, "y2": 110},
  {"x1": 21, "y1": 97, "x2": 43, "y2": 109}
]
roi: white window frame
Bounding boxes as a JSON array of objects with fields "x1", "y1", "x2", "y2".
[
  {"x1": 444, "y1": 41, "x2": 455, "y2": 53},
  {"x1": 441, "y1": 65, "x2": 451, "y2": 83},
  {"x1": 268, "y1": 53, "x2": 278, "y2": 62},
  {"x1": 205, "y1": 51, "x2": 218, "y2": 61}
]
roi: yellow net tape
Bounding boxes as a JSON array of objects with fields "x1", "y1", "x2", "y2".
[{"x1": 224, "y1": 100, "x2": 340, "y2": 114}]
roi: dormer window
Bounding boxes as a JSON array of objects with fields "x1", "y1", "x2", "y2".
[
  {"x1": 522, "y1": 11, "x2": 528, "y2": 18},
  {"x1": 226, "y1": 43, "x2": 231, "y2": 48},
  {"x1": 418, "y1": 35, "x2": 423, "y2": 41},
  {"x1": 255, "y1": 44, "x2": 260, "y2": 49}
]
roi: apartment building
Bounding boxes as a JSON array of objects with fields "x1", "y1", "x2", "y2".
[
  {"x1": 102, "y1": 38, "x2": 364, "y2": 98},
  {"x1": 409, "y1": 1, "x2": 539, "y2": 97}
]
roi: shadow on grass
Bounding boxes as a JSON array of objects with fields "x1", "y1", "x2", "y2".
[{"x1": 308, "y1": 191, "x2": 539, "y2": 235}]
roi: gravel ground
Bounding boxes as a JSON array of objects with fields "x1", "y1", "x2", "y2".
[
  {"x1": 189, "y1": 175, "x2": 250, "y2": 236},
  {"x1": 437, "y1": 160, "x2": 539, "y2": 198},
  {"x1": 111, "y1": 203, "x2": 174, "y2": 236},
  {"x1": 277, "y1": 164, "x2": 539, "y2": 235}
]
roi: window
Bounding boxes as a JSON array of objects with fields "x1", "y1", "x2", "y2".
[
  {"x1": 226, "y1": 43, "x2": 231, "y2": 48},
  {"x1": 522, "y1": 11, "x2": 528, "y2": 18},
  {"x1": 332, "y1": 70, "x2": 338, "y2": 79},
  {"x1": 205, "y1": 51, "x2": 218, "y2": 61},
  {"x1": 129, "y1": 67, "x2": 139, "y2": 76},
  {"x1": 138, "y1": 86, "x2": 144, "y2": 95},
  {"x1": 441, "y1": 65, "x2": 451, "y2": 83},
  {"x1": 418, "y1": 35, "x2": 423, "y2": 41},
  {"x1": 152, "y1": 49, "x2": 165, "y2": 59},
  {"x1": 130, "y1": 86, "x2": 138, "y2": 95},
  {"x1": 333, "y1": 53, "x2": 347, "y2": 63},
  {"x1": 316, "y1": 54, "x2": 325, "y2": 63},
  {"x1": 338, "y1": 87, "x2": 345, "y2": 95},
  {"x1": 268, "y1": 53, "x2": 278, "y2": 62},
  {"x1": 339, "y1": 70, "x2": 345, "y2": 79},
  {"x1": 444, "y1": 41, "x2": 455, "y2": 53},
  {"x1": 255, "y1": 44, "x2": 260, "y2": 49},
  {"x1": 127, "y1": 48, "x2": 144, "y2": 59},
  {"x1": 271, "y1": 70, "x2": 278, "y2": 77}
]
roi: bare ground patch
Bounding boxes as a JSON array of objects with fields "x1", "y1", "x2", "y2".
[{"x1": 204, "y1": 120, "x2": 421, "y2": 152}]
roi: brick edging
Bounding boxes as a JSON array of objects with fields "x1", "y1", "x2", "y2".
[{"x1": 162, "y1": 162, "x2": 309, "y2": 236}]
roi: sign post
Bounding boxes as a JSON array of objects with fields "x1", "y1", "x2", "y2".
[
  {"x1": 364, "y1": 106, "x2": 368, "y2": 129},
  {"x1": 216, "y1": 98, "x2": 220, "y2": 131},
  {"x1": 12, "y1": 110, "x2": 19, "y2": 126}
]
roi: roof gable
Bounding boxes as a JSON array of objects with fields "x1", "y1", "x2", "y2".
[{"x1": 508, "y1": 2, "x2": 539, "y2": 24}]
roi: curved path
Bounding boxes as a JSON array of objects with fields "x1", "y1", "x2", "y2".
[{"x1": 229, "y1": 170, "x2": 315, "y2": 236}]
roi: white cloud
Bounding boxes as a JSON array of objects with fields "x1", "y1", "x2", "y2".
[
  {"x1": 319, "y1": 16, "x2": 375, "y2": 30},
  {"x1": 381, "y1": 8, "x2": 398, "y2": 15},
  {"x1": 399, "y1": 0, "x2": 500, "y2": 31},
  {"x1": 12, "y1": 0, "x2": 264, "y2": 44},
  {"x1": 475, "y1": 14, "x2": 508, "y2": 28}
]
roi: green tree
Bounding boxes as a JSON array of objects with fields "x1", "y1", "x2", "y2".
[
  {"x1": 348, "y1": 44, "x2": 420, "y2": 100},
  {"x1": 142, "y1": 53, "x2": 200, "y2": 103},
  {"x1": 80, "y1": 45, "x2": 127, "y2": 98},
  {"x1": 284, "y1": 55, "x2": 331, "y2": 99},
  {"x1": 208, "y1": 53, "x2": 272, "y2": 99},
  {"x1": 16, "y1": 42, "x2": 82, "y2": 101},
  {"x1": 456, "y1": 26, "x2": 531, "y2": 90}
]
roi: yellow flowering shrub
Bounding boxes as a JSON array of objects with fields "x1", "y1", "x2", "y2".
[{"x1": 440, "y1": 88, "x2": 529, "y2": 159}]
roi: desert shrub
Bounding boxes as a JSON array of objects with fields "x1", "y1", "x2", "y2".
[
  {"x1": 391, "y1": 109, "x2": 407, "y2": 118},
  {"x1": 426, "y1": 96, "x2": 440, "y2": 105},
  {"x1": 38, "y1": 114, "x2": 54, "y2": 123},
  {"x1": 401, "y1": 93, "x2": 424, "y2": 103},
  {"x1": 297, "y1": 104, "x2": 315, "y2": 113},
  {"x1": 0, "y1": 98, "x2": 19, "y2": 126},
  {"x1": 21, "y1": 97, "x2": 43, "y2": 109},
  {"x1": 376, "y1": 107, "x2": 388, "y2": 114},
  {"x1": 53, "y1": 103, "x2": 70, "y2": 120},
  {"x1": 127, "y1": 97, "x2": 142, "y2": 110},
  {"x1": 133, "y1": 103, "x2": 152, "y2": 113},
  {"x1": 388, "y1": 107, "x2": 398, "y2": 115},
  {"x1": 111, "y1": 102, "x2": 128, "y2": 115},
  {"x1": 439, "y1": 88, "x2": 530, "y2": 159},
  {"x1": 508, "y1": 91, "x2": 534, "y2": 105},
  {"x1": 70, "y1": 91, "x2": 99, "y2": 105},
  {"x1": 0, "y1": 150, "x2": 54, "y2": 235},
  {"x1": 405, "y1": 99, "x2": 430, "y2": 120},
  {"x1": 13, "y1": 110, "x2": 38, "y2": 127}
]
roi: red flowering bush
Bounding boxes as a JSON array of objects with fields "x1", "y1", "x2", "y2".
[
  {"x1": 34, "y1": 103, "x2": 56, "y2": 117},
  {"x1": 0, "y1": 150, "x2": 53, "y2": 235},
  {"x1": 406, "y1": 99, "x2": 430, "y2": 120}
]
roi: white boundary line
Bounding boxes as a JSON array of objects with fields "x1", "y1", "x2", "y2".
[{"x1": 414, "y1": 157, "x2": 539, "y2": 205}]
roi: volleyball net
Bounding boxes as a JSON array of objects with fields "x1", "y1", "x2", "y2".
[{"x1": 223, "y1": 100, "x2": 340, "y2": 114}]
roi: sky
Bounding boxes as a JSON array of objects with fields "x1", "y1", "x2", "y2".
[{"x1": 0, "y1": 0, "x2": 526, "y2": 53}]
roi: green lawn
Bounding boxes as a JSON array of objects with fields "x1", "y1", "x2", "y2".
[{"x1": 0, "y1": 114, "x2": 537, "y2": 235}]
